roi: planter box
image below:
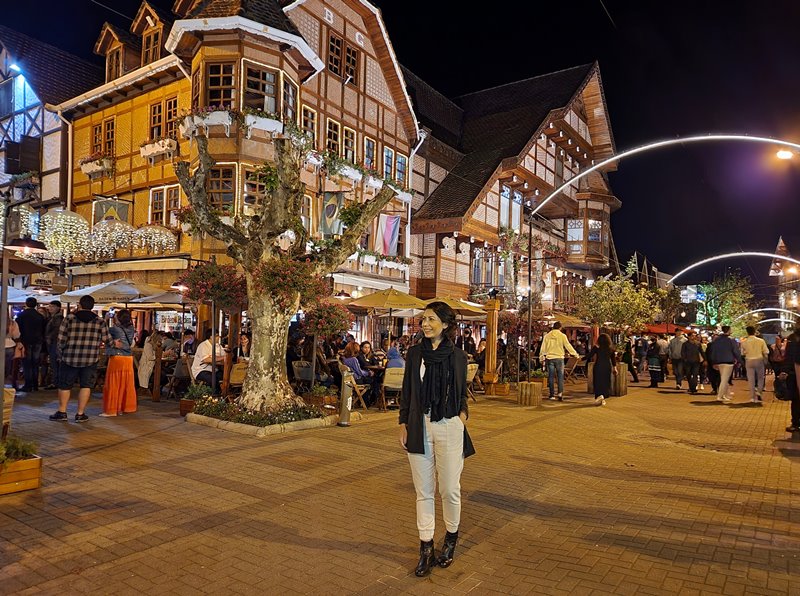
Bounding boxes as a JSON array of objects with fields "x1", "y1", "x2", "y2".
[
  {"x1": 396, "y1": 190, "x2": 413, "y2": 203},
  {"x1": 366, "y1": 175, "x2": 384, "y2": 190},
  {"x1": 338, "y1": 164, "x2": 363, "y2": 183},
  {"x1": 244, "y1": 114, "x2": 283, "y2": 138},
  {"x1": 178, "y1": 115, "x2": 196, "y2": 139},
  {"x1": 185, "y1": 111, "x2": 233, "y2": 137},
  {"x1": 139, "y1": 138, "x2": 178, "y2": 163},
  {"x1": 379, "y1": 259, "x2": 410, "y2": 272},
  {"x1": 517, "y1": 381, "x2": 542, "y2": 406},
  {"x1": 0, "y1": 455, "x2": 42, "y2": 495},
  {"x1": 494, "y1": 383, "x2": 510, "y2": 396},
  {"x1": 306, "y1": 151, "x2": 324, "y2": 167},
  {"x1": 361, "y1": 254, "x2": 377, "y2": 266},
  {"x1": 80, "y1": 157, "x2": 113, "y2": 177},
  {"x1": 179, "y1": 399, "x2": 195, "y2": 417}
]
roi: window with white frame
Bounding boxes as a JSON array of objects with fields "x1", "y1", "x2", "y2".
[
  {"x1": 343, "y1": 127, "x2": 356, "y2": 162},
  {"x1": 395, "y1": 154, "x2": 407, "y2": 187},
  {"x1": 364, "y1": 137, "x2": 376, "y2": 171},
  {"x1": 499, "y1": 185, "x2": 510, "y2": 228},
  {"x1": 150, "y1": 185, "x2": 181, "y2": 226},
  {"x1": 302, "y1": 106, "x2": 317, "y2": 147},
  {"x1": 326, "y1": 119, "x2": 341, "y2": 155},
  {"x1": 383, "y1": 147, "x2": 394, "y2": 179},
  {"x1": 244, "y1": 64, "x2": 278, "y2": 113},
  {"x1": 512, "y1": 190, "x2": 522, "y2": 230},
  {"x1": 283, "y1": 78, "x2": 298, "y2": 122}
]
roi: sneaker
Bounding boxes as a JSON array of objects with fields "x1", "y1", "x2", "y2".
[
  {"x1": 74, "y1": 413, "x2": 89, "y2": 423},
  {"x1": 49, "y1": 410, "x2": 68, "y2": 421},
  {"x1": 718, "y1": 396, "x2": 731, "y2": 402},
  {"x1": 557, "y1": 394, "x2": 564, "y2": 402},
  {"x1": 675, "y1": 384, "x2": 681, "y2": 390},
  {"x1": 595, "y1": 395, "x2": 606, "y2": 406},
  {"x1": 548, "y1": 395, "x2": 557, "y2": 401},
  {"x1": 787, "y1": 425, "x2": 799, "y2": 432},
  {"x1": 699, "y1": 384, "x2": 705, "y2": 390},
  {"x1": 757, "y1": 394, "x2": 763, "y2": 402}
]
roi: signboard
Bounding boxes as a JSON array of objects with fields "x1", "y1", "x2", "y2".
[{"x1": 93, "y1": 198, "x2": 130, "y2": 224}]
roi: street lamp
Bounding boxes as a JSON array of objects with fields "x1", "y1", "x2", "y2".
[
  {"x1": 776, "y1": 149, "x2": 794, "y2": 160},
  {"x1": 1, "y1": 193, "x2": 48, "y2": 430}
]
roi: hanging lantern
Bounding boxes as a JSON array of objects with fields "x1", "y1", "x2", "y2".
[
  {"x1": 87, "y1": 219, "x2": 136, "y2": 261},
  {"x1": 40, "y1": 208, "x2": 91, "y2": 261},
  {"x1": 134, "y1": 224, "x2": 177, "y2": 254}
]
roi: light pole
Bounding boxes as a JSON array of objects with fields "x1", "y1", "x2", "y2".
[{"x1": 1, "y1": 190, "x2": 49, "y2": 429}]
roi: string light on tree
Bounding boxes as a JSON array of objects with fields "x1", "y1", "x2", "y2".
[
  {"x1": 87, "y1": 219, "x2": 136, "y2": 262},
  {"x1": 133, "y1": 224, "x2": 177, "y2": 254},
  {"x1": 40, "y1": 208, "x2": 90, "y2": 261}
]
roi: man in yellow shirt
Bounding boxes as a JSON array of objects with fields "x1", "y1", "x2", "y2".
[
  {"x1": 539, "y1": 322, "x2": 579, "y2": 401},
  {"x1": 740, "y1": 326, "x2": 769, "y2": 403}
]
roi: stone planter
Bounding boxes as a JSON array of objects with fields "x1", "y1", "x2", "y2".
[
  {"x1": 80, "y1": 157, "x2": 113, "y2": 177},
  {"x1": 0, "y1": 455, "x2": 42, "y2": 495},
  {"x1": 139, "y1": 138, "x2": 177, "y2": 163},
  {"x1": 244, "y1": 114, "x2": 283, "y2": 138},
  {"x1": 517, "y1": 381, "x2": 542, "y2": 406},
  {"x1": 179, "y1": 399, "x2": 195, "y2": 417},
  {"x1": 186, "y1": 412, "x2": 361, "y2": 438}
]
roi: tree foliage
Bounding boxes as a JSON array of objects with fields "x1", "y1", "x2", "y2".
[
  {"x1": 574, "y1": 276, "x2": 656, "y2": 332},
  {"x1": 697, "y1": 273, "x2": 758, "y2": 336}
]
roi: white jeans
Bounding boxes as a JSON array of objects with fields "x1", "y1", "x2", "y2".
[
  {"x1": 717, "y1": 364, "x2": 734, "y2": 400},
  {"x1": 745, "y1": 359, "x2": 765, "y2": 400},
  {"x1": 407, "y1": 415, "x2": 465, "y2": 541}
]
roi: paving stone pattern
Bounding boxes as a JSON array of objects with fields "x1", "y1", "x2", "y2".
[{"x1": 1, "y1": 381, "x2": 798, "y2": 595}]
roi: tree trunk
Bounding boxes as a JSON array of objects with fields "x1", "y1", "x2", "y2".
[{"x1": 237, "y1": 275, "x2": 304, "y2": 412}]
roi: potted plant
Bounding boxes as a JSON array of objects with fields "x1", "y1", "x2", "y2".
[
  {"x1": 0, "y1": 436, "x2": 42, "y2": 495},
  {"x1": 180, "y1": 383, "x2": 213, "y2": 416}
]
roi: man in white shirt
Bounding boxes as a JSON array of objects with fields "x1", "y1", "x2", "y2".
[
  {"x1": 740, "y1": 326, "x2": 769, "y2": 403},
  {"x1": 192, "y1": 331, "x2": 225, "y2": 393},
  {"x1": 539, "y1": 322, "x2": 579, "y2": 401}
]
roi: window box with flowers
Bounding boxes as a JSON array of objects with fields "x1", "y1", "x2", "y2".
[
  {"x1": 366, "y1": 173, "x2": 384, "y2": 190},
  {"x1": 79, "y1": 153, "x2": 114, "y2": 177},
  {"x1": 242, "y1": 108, "x2": 283, "y2": 139},
  {"x1": 305, "y1": 150, "x2": 324, "y2": 167},
  {"x1": 180, "y1": 106, "x2": 234, "y2": 139},
  {"x1": 322, "y1": 152, "x2": 365, "y2": 184},
  {"x1": 139, "y1": 137, "x2": 178, "y2": 163}
]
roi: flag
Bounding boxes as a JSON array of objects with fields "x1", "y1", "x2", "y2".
[
  {"x1": 319, "y1": 192, "x2": 343, "y2": 235},
  {"x1": 375, "y1": 214, "x2": 400, "y2": 256}
]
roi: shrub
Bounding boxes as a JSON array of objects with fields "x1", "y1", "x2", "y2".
[
  {"x1": 192, "y1": 396, "x2": 324, "y2": 427},
  {"x1": 0, "y1": 436, "x2": 38, "y2": 464}
]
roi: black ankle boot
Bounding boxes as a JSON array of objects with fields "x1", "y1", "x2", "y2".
[
  {"x1": 414, "y1": 540, "x2": 436, "y2": 577},
  {"x1": 437, "y1": 531, "x2": 458, "y2": 567}
]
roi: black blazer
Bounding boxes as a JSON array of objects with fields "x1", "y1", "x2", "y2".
[{"x1": 399, "y1": 343, "x2": 475, "y2": 457}]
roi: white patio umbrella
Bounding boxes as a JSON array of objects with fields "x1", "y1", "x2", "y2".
[{"x1": 59, "y1": 279, "x2": 167, "y2": 304}]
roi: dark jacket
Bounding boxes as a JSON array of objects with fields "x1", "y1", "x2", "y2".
[
  {"x1": 709, "y1": 335, "x2": 741, "y2": 365},
  {"x1": 16, "y1": 307, "x2": 45, "y2": 345},
  {"x1": 681, "y1": 341, "x2": 704, "y2": 363},
  {"x1": 399, "y1": 343, "x2": 475, "y2": 457},
  {"x1": 45, "y1": 312, "x2": 64, "y2": 347}
]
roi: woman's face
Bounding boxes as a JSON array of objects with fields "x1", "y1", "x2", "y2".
[
  {"x1": 361, "y1": 343, "x2": 371, "y2": 354},
  {"x1": 421, "y1": 309, "x2": 447, "y2": 341}
]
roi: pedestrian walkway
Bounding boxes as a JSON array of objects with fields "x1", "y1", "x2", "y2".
[{"x1": 1, "y1": 382, "x2": 798, "y2": 594}]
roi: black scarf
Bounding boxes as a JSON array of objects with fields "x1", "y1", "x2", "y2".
[{"x1": 420, "y1": 336, "x2": 455, "y2": 421}]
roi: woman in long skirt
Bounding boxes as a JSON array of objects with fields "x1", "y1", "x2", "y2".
[
  {"x1": 101, "y1": 309, "x2": 137, "y2": 416},
  {"x1": 588, "y1": 333, "x2": 615, "y2": 405}
]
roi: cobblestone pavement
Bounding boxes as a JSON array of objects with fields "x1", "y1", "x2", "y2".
[{"x1": 1, "y1": 379, "x2": 799, "y2": 595}]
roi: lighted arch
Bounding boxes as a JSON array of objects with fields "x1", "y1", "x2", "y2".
[
  {"x1": 532, "y1": 134, "x2": 800, "y2": 216},
  {"x1": 735, "y1": 307, "x2": 798, "y2": 321},
  {"x1": 757, "y1": 318, "x2": 797, "y2": 326},
  {"x1": 667, "y1": 252, "x2": 800, "y2": 284}
]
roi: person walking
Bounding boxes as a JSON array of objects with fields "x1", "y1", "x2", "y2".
[
  {"x1": 399, "y1": 301, "x2": 474, "y2": 577},
  {"x1": 16, "y1": 297, "x2": 46, "y2": 392},
  {"x1": 50, "y1": 295, "x2": 111, "y2": 422},
  {"x1": 621, "y1": 341, "x2": 639, "y2": 383},
  {"x1": 646, "y1": 338, "x2": 662, "y2": 388},
  {"x1": 656, "y1": 335, "x2": 669, "y2": 382},
  {"x1": 101, "y1": 309, "x2": 137, "y2": 416},
  {"x1": 710, "y1": 326, "x2": 741, "y2": 402},
  {"x1": 4, "y1": 317, "x2": 20, "y2": 388},
  {"x1": 635, "y1": 337, "x2": 649, "y2": 374},
  {"x1": 698, "y1": 335, "x2": 709, "y2": 391},
  {"x1": 740, "y1": 326, "x2": 769, "y2": 403},
  {"x1": 681, "y1": 331, "x2": 704, "y2": 394},
  {"x1": 588, "y1": 333, "x2": 616, "y2": 405},
  {"x1": 44, "y1": 300, "x2": 64, "y2": 390},
  {"x1": 781, "y1": 331, "x2": 800, "y2": 432},
  {"x1": 540, "y1": 322, "x2": 579, "y2": 401},
  {"x1": 667, "y1": 329, "x2": 687, "y2": 389}
]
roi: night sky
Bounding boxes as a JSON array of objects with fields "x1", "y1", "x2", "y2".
[{"x1": 4, "y1": 0, "x2": 800, "y2": 299}]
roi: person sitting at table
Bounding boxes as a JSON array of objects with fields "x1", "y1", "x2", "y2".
[
  {"x1": 192, "y1": 330, "x2": 225, "y2": 393},
  {"x1": 358, "y1": 341, "x2": 381, "y2": 369},
  {"x1": 235, "y1": 332, "x2": 252, "y2": 361},
  {"x1": 161, "y1": 332, "x2": 179, "y2": 353},
  {"x1": 182, "y1": 329, "x2": 197, "y2": 356},
  {"x1": 386, "y1": 346, "x2": 405, "y2": 369},
  {"x1": 301, "y1": 335, "x2": 333, "y2": 384},
  {"x1": 474, "y1": 338, "x2": 487, "y2": 391},
  {"x1": 343, "y1": 341, "x2": 373, "y2": 405}
]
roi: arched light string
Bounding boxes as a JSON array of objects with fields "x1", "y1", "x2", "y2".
[
  {"x1": 532, "y1": 134, "x2": 800, "y2": 217},
  {"x1": 735, "y1": 307, "x2": 799, "y2": 321},
  {"x1": 668, "y1": 252, "x2": 800, "y2": 284},
  {"x1": 757, "y1": 318, "x2": 797, "y2": 326}
]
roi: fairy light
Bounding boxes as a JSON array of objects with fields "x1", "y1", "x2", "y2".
[
  {"x1": 40, "y1": 208, "x2": 90, "y2": 261},
  {"x1": 86, "y1": 219, "x2": 136, "y2": 262},
  {"x1": 134, "y1": 224, "x2": 177, "y2": 254}
]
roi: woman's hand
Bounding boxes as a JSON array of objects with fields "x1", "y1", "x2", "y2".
[{"x1": 399, "y1": 423, "x2": 407, "y2": 450}]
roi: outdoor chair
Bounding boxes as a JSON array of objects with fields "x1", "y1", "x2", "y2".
[
  {"x1": 165, "y1": 355, "x2": 192, "y2": 400},
  {"x1": 343, "y1": 371, "x2": 369, "y2": 410},
  {"x1": 292, "y1": 360, "x2": 314, "y2": 392},
  {"x1": 466, "y1": 363, "x2": 479, "y2": 402},
  {"x1": 563, "y1": 357, "x2": 580, "y2": 384},
  {"x1": 380, "y1": 367, "x2": 404, "y2": 411},
  {"x1": 227, "y1": 362, "x2": 248, "y2": 395},
  {"x1": 2, "y1": 388, "x2": 14, "y2": 441}
]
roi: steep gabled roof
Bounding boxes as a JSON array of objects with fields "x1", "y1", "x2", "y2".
[
  {"x1": 769, "y1": 236, "x2": 790, "y2": 276},
  {"x1": 95, "y1": 22, "x2": 143, "y2": 56},
  {"x1": 0, "y1": 25, "x2": 104, "y2": 106},
  {"x1": 413, "y1": 63, "x2": 595, "y2": 222},
  {"x1": 131, "y1": 1, "x2": 175, "y2": 35},
  {"x1": 184, "y1": 0, "x2": 300, "y2": 36},
  {"x1": 400, "y1": 66, "x2": 463, "y2": 149}
]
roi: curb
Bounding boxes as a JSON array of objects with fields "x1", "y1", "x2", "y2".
[{"x1": 186, "y1": 411, "x2": 363, "y2": 437}]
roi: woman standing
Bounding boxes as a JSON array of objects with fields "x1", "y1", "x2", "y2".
[
  {"x1": 4, "y1": 317, "x2": 20, "y2": 388},
  {"x1": 588, "y1": 333, "x2": 615, "y2": 405},
  {"x1": 101, "y1": 309, "x2": 137, "y2": 416},
  {"x1": 399, "y1": 301, "x2": 475, "y2": 577},
  {"x1": 647, "y1": 337, "x2": 662, "y2": 388},
  {"x1": 621, "y1": 341, "x2": 639, "y2": 383}
]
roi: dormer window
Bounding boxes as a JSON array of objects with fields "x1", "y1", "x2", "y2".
[
  {"x1": 142, "y1": 28, "x2": 161, "y2": 65},
  {"x1": 106, "y1": 47, "x2": 122, "y2": 81}
]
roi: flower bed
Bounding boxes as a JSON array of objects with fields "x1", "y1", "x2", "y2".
[{"x1": 192, "y1": 396, "x2": 324, "y2": 427}]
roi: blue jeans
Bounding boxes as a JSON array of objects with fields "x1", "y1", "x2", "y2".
[
  {"x1": 22, "y1": 342, "x2": 42, "y2": 389},
  {"x1": 547, "y1": 358, "x2": 565, "y2": 396}
]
